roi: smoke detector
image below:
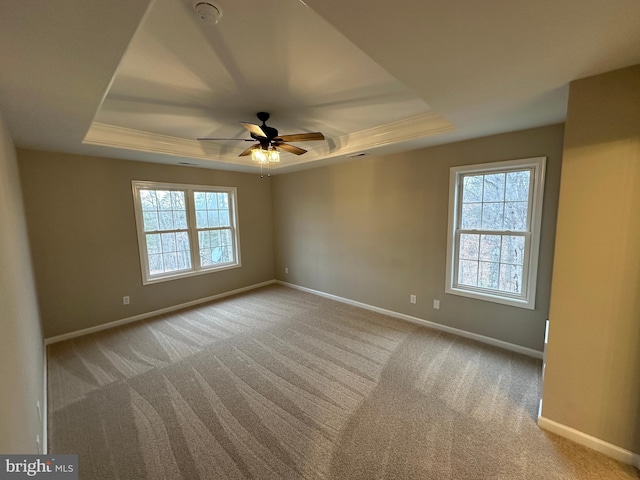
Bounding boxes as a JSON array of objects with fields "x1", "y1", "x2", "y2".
[{"x1": 194, "y1": 2, "x2": 222, "y2": 25}]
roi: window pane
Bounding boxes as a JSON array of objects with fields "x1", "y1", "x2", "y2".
[
  {"x1": 210, "y1": 230, "x2": 221, "y2": 247},
  {"x1": 194, "y1": 190, "x2": 232, "y2": 231},
  {"x1": 499, "y1": 264, "x2": 523, "y2": 294},
  {"x1": 505, "y1": 170, "x2": 530, "y2": 201},
  {"x1": 479, "y1": 234, "x2": 501, "y2": 262},
  {"x1": 176, "y1": 231, "x2": 190, "y2": 252},
  {"x1": 148, "y1": 254, "x2": 163, "y2": 275},
  {"x1": 501, "y1": 235, "x2": 525, "y2": 265},
  {"x1": 221, "y1": 246, "x2": 233, "y2": 262},
  {"x1": 458, "y1": 234, "x2": 526, "y2": 294},
  {"x1": 173, "y1": 210, "x2": 187, "y2": 230},
  {"x1": 503, "y1": 202, "x2": 528, "y2": 231},
  {"x1": 220, "y1": 229, "x2": 232, "y2": 246},
  {"x1": 140, "y1": 190, "x2": 157, "y2": 211},
  {"x1": 198, "y1": 225, "x2": 236, "y2": 266},
  {"x1": 196, "y1": 211, "x2": 208, "y2": 229},
  {"x1": 142, "y1": 212, "x2": 159, "y2": 232},
  {"x1": 461, "y1": 203, "x2": 482, "y2": 229},
  {"x1": 157, "y1": 190, "x2": 172, "y2": 210},
  {"x1": 459, "y1": 234, "x2": 479, "y2": 260},
  {"x1": 206, "y1": 192, "x2": 218, "y2": 209},
  {"x1": 200, "y1": 248, "x2": 213, "y2": 266},
  {"x1": 458, "y1": 260, "x2": 478, "y2": 286},
  {"x1": 483, "y1": 174, "x2": 505, "y2": 202},
  {"x1": 198, "y1": 234, "x2": 234, "y2": 266},
  {"x1": 158, "y1": 211, "x2": 174, "y2": 230},
  {"x1": 177, "y1": 250, "x2": 192, "y2": 270},
  {"x1": 197, "y1": 229, "x2": 235, "y2": 266},
  {"x1": 163, "y1": 252, "x2": 179, "y2": 272},
  {"x1": 218, "y1": 210, "x2": 230, "y2": 227},
  {"x1": 171, "y1": 191, "x2": 185, "y2": 210},
  {"x1": 208, "y1": 210, "x2": 219, "y2": 227},
  {"x1": 198, "y1": 230, "x2": 210, "y2": 249},
  {"x1": 161, "y1": 232, "x2": 176, "y2": 253},
  {"x1": 481, "y1": 203, "x2": 504, "y2": 230},
  {"x1": 217, "y1": 192, "x2": 229, "y2": 209},
  {"x1": 478, "y1": 261, "x2": 500, "y2": 289},
  {"x1": 146, "y1": 234, "x2": 161, "y2": 255},
  {"x1": 141, "y1": 188, "x2": 187, "y2": 234},
  {"x1": 220, "y1": 230, "x2": 233, "y2": 245},
  {"x1": 194, "y1": 192, "x2": 206, "y2": 210},
  {"x1": 462, "y1": 175, "x2": 483, "y2": 202}
]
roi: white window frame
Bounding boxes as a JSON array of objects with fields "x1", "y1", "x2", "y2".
[
  {"x1": 132, "y1": 181, "x2": 241, "y2": 285},
  {"x1": 445, "y1": 157, "x2": 546, "y2": 309}
]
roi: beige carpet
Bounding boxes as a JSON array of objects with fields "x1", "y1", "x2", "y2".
[{"x1": 47, "y1": 284, "x2": 640, "y2": 479}]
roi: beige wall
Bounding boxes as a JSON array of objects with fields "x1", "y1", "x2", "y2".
[
  {"x1": 18, "y1": 150, "x2": 275, "y2": 338},
  {"x1": 273, "y1": 124, "x2": 564, "y2": 351},
  {"x1": 543, "y1": 65, "x2": 640, "y2": 453},
  {"x1": 0, "y1": 115, "x2": 44, "y2": 452}
]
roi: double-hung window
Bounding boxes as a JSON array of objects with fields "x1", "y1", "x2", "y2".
[
  {"x1": 445, "y1": 157, "x2": 546, "y2": 309},
  {"x1": 132, "y1": 181, "x2": 240, "y2": 284}
]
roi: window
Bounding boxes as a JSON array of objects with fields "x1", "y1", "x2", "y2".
[
  {"x1": 445, "y1": 157, "x2": 546, "y2": 309},
  {"x1": 132, "y1": 181, "x2": 240, "y2": 284}
]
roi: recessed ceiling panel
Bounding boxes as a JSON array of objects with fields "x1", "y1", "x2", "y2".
[{"x1": 85, "y1": 0, "x2": 453, "y2": 168}]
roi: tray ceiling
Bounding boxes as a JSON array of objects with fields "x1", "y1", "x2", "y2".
[{"x1": 1, "y1": 0, "x2": 639, "y2": 173}]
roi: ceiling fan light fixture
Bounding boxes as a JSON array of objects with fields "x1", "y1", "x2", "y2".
[
  {"x1": 251, "y1": 146, "x2": 280, "y2": 164},
  {"x1": 267, "y1": 147, "x2": 280, "y2": 163},
  {"x1": 251, "y1": 148, "x2": 266, "y2": 164}
]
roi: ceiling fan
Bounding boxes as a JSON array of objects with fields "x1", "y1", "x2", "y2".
[{"x1": 197, "y1": 112, "x2": 325, "y2": 159}]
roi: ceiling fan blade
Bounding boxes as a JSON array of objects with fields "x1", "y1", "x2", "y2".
[
  {"x1": 197, "y1": 137, "x2": 253, "y2": 141},
  {"x1": 276, "y1": 143, "x2": 307, "y2": 155},
  {"x1": 275, "y1": 132, "x2": 325, "y2": 142},
  {"x1": 239, "y1": 145, "x2": 259, "y2": 157},
  {"x1": 239, "y1": 121, "x2": 267, "y2": 138}
]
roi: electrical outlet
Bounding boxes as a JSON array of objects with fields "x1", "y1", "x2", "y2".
[
  {"x1": 410, "y1": 294, "x2": 417, "y2": 304},
  {"x1": 123, "y1": 296, "x2": 130, "y2": 305},
  {"x1": 285, "y1": 267, "x2": 289, "y2": 274},
  {"x1": 433, "y1": 299, "x2": 440, "y2": 310}
]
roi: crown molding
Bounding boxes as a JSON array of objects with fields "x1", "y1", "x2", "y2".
[
  {"x1": 83, "y1": 112, "x2": 455, "y2": 169},
  {"x1": 280, "y1": 112, "x2": 455, "y2": 168},
  {"x1": 83, "y1": 123, "x2": 251, "y2": 166}
]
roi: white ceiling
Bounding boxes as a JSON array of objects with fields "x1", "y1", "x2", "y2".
[{"x1": 1, "y1": 0, "x2": 639, "y2": 174}]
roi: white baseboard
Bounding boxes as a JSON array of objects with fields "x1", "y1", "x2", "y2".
[
  {"x1": 44, "y1": 280, "x2": 276, "y2": 345},
  {"x1": 277, "y1": 281, "x2": 543, "y2": 359},
  {"x1": 538, "y1": 416, "x2": 640, "y2": 468}
]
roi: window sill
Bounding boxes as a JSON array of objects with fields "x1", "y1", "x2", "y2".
[
  {"x1": 142, "y1": 262, "x2": 241, "y2": 285},
  {"x1": 445, "y1": 285, "x2": 534, "y2": 310}
]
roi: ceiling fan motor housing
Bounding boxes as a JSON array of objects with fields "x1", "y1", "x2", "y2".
[{"x1": 253, "y1": 112, "x2": 278, "y2": 142}]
